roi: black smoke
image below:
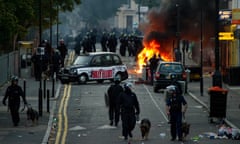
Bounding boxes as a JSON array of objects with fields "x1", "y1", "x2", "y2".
[
  {"x1": 138, "y1": 0, "x2": 223, "y2": 65},
  {"x1": 140, "y1": 0, "x2": 216, "y2": 43}
]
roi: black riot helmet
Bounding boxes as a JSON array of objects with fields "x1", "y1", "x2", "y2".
[{"x1": 11, "y1": 76, "x2": 19, "y2": 83}]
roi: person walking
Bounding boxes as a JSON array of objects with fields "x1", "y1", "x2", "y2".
[
  {"x1": 119, "y1": 82, "x2": 140, "y2": 140},
  {"x1": 107, "y1": 76, "x2": 124, "y2": 126},
  {"x1": 170, "y1": 74, "x2": 183, "y2": 95},
  {"x1": 57, "y1": 39, "x2": 68, "y2": 67},
  {"x1": 149, "y1": 54, "x2": 158, "y2": 85},
  {"x1": 2, "y1": 76, "x2": 27, "y2": 126},
  {"x1": 165, "y1": 85, "x2": 187, "y2": 141}
]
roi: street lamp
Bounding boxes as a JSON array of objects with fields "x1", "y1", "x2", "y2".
[
  {"x1": 50, "y1": 0, "x2": 53, "y2": 46},
  {"x1": 39, "y1": 0, "x2": 42, "y2": 44},
  {"x1": 212, "y1": 0, "x2": 222, "y2": 87},
  {"x1": 138, "y1": 0, "x2": 142, "y2": 24},
  {"x1": 200, "y1": 4, "x2": 203, "y2": 96},
  {"x1": 57, "y1": 3, "x2": 59, "y2": 48}
]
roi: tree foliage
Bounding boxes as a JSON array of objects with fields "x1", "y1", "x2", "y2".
[{"x1": 0, "y1": 0, "x2": 81, "y2": 53}]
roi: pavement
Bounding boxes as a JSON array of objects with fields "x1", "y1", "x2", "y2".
[
  {"x1": 0, "y1": 75, "x2": 62, "y2": 144},
  {"x1": 0, "y1": 52, "x2": 240, "y2": 144}
]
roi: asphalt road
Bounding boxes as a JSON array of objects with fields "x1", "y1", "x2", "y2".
[{"x1": 51, "y1": 74, "x2": 239, "y2": 144}]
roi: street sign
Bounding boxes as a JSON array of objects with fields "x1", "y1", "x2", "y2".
[{"x1": 219, "y1": 32, "x2": 234, "y2": 40}]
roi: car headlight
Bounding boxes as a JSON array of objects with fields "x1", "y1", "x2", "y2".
[{"x1": 70, "y1": 68, "x2": 77, "y2": 74}]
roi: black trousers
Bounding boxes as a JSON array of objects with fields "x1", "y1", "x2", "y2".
[
  {"x1": 109, "y1": 105, "x2": 120, "y2": 124},
  {"x1": 170, "y1": 112, "x2": 183, "y2": 139},
  {"x1": 121, "y1": 112, "x2": 136, "y2": 138},
  {"x1": 9, "y1": 103, "x2": 20, "y2": 125}
]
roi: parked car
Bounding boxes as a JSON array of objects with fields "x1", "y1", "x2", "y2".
[
  {"x1": 153, "y1": 61, "x2": 186, "y2": 92},
  {"x1": 58, "y1": 52, "x2": 128, "y2": 84}
]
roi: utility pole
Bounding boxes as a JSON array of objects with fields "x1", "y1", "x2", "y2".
[
  {"x1": 200, "y1": 4, "x2": 204, "y2": 96},
  {"x1": 212, "y1": 0, "x2": 222, "y2": 87},
  {"x1": 39, "y1": 0, "x2": 42, "y2": 44}
]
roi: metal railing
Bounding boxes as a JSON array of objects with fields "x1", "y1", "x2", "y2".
[{"x1": 0, "y1": 51, "x2": 19, "y2": 86}]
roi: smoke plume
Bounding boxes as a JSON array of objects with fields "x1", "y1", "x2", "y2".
[{"x1": 139, "y1": 0, "x2": 217, "y2": 64}]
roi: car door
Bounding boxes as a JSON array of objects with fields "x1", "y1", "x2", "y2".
[{"x1": 89, "y1": 54, "x2": 113, "y2": 80}]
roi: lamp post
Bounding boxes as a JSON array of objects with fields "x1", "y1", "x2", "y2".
[
  {"x1": 176, "y1": 2, "x2": 180, "y2": 51},
  {"x1": 212, "y1": 0, "x2": 222, "y2": 87},
  {"x1": 50, "y1": 0, "x2": 52, "y2": 46},
  {"x1": 200, "y1": 4, "x2": 203, "y2": 96},
  {"x1": 138, "y1": 0, "x2": 142, "y2": 24},
  {"x1": 39, "y1": 0, "x2": 42, "y2": 44},
  {"x1": 57, "y1": 3, "x2": 59, "y2": 48}
]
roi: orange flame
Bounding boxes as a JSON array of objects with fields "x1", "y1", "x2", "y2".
[{"x1": 136, "y1": 40, "x2": 173, "y2": 73}]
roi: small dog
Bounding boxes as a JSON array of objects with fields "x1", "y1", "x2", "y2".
[
  {"x1": 27, "y1": 106, "x2": 39, "y2": 126},
  {"x1": 140, "y1": 118, "x2": 151, "y2": 140},
  {"x1": 182, "y1": 122, "x2": 190, "y2": 141}
]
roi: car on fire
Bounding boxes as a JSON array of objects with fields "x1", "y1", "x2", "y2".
[
  {"x1": 57, "y1": 52, "x2": 128, "y2": 84},
  {"x1": 153, "y1": 61, "x2": 186, "y2": 93}
]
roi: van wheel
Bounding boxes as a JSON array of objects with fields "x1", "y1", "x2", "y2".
[{"x1": 78, "y1": 74, "x2": 88, "y2": 84}]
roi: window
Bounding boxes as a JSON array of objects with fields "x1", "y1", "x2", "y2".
[
  {"x1": 113, "y1": 55, "x2": 121, "y2": 65},
  {"x1": 91, "y1": 56, "x2": 101, "y2": 66},
  {"x1": 100, "y1": 55, "x2": 112, "y2": 66}
]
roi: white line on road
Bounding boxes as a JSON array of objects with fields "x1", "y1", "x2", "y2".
[{"x1": 143, "y1": 84, "x2": 169, "y2": 122}]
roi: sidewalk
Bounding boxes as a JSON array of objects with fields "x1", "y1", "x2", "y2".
[
  {"x1": 0, "y1": 76, "x2": 61, "y2": 144},
  {"x1": 187, "y1": 75, "x2": 240, "y2": 129}
]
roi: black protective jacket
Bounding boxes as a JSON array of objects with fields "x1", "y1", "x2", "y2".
[{"x1": 119, "y1": 89, "x2": 140, "y2": 115}]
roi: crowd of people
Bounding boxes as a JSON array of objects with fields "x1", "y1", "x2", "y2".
[
  {"x1": 106, "y1": 73, "x2": 187, "y2": 142},
  {"x1": 31, "y1": 39, "x2": 67, "y2": 81},
  {"x1": 107, "y1": 78, "x2": 140, "y2": 141},
  {"x1": 74, "y1": 31, "x2": 143, "y2": 58}
]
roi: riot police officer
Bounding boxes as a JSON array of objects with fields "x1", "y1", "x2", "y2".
[
  {"x1": 166, "y1": 85, "x2": 187, "y2": 141},
  {"x1": 2, "y1": 76, "x2": 27, "y2": 126},
  {"x1": 107, "y1": 76, "x2": 123, "y2": 126},
  {"x1": 119, "y1": 82, "x2": 140, "y2": 140}
]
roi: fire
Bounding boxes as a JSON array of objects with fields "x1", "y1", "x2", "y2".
[{"x1": 136, "y1": 40, "x2": 173, "y2": 73}]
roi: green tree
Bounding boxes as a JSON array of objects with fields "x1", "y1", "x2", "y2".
[{"x1": 0, "y1": 0, "x2": 81, "y2": 53}]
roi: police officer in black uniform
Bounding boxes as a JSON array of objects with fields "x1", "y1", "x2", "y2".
[
  {"x1": 107, "y1": 76, "x2": 124, "y2": 126},
  {"x1": 149, "y1": 54, "x2": 159, "y2": 85},
  {"x1": 101, "y1": 32, "x2": 108, "y2": 52},
  {"x1": 2, "y1": 76, "x2": 27, "y2": 126},
  {"x1": 166, "y1": 85, "x2": 187, "y2": 141},
  {"x1": 119, "y1": 82, "x2": 140, "y2": 140}
]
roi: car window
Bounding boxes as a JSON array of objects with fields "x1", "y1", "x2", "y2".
[
  {"x1": 91, "y1": 55, "x2": 102, "y2": 66},
  {"x1": 112, "y1": 55, "x2": 121, "y2": 65},
  {"x1": 159, "y1": 63, "x2": 183, "y2": 72},
  {"x1": 100, "y1": 55, "x2": 112, "y2": 66},
  {"x1": 173, "y1": 65, "x2": 183, "y2": 72},
  {"x1": 73, "y1": 56, "x2": 91, "y2": 65}
]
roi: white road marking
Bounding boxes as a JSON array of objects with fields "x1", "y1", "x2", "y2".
[
  {"x1": 97, "y1": 125, "x2": 117, "y2": 129},
  {"x1": 69, "y1": 126, "x2": 86, "y2": 131},
  {"x1": 143, "y1": 84, "x2": 169, "y2": 122}
]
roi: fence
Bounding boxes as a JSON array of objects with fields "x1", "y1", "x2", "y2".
[{"x1": 0, "y1": 51, "x2": 19, "y2": 86}]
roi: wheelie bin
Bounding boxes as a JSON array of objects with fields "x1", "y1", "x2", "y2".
[{"x1": 208, "y1": 86, "x2": 228, "y2": 123}]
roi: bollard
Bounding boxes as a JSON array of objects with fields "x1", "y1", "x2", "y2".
[
  {"x1": 39, "y1": 88, "x2": 43, "y2": 117},
  {"x1": 47, "y1": 89, "x2": 50, "y2": 113},
  {"x1": 185, "y1": 69, "x2": 191, "y2": 93},
  {"x1": 44, "y1": 79, "x2": 46, "y2": 99},
  {"x1": 23, "y1": 80, "x2": 26, "y2": 99},
  {"x1": 52, "y1": 78, "x2": 55, "y2": 98}
]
